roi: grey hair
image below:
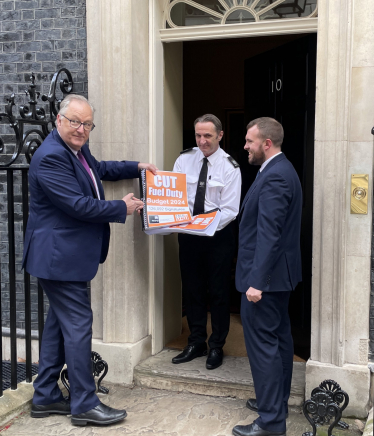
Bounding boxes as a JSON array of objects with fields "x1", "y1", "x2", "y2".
[
  {"x1": 246, "y1": 117, "x2": 284, "y2": 148},
  {"x1": 58, "y1": 94, "x2": 94, "y2": 117},
  {"x1": 194, "y1": 114, "x2": 222, "y2": 135}
]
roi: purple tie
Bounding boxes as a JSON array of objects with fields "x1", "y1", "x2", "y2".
[{"x1": 77, "y1": 150, "x2": 95, "y2": 185}]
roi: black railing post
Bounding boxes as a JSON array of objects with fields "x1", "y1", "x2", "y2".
[
  {"x1": 0, "y1": 69, "x2": 73, "y2": 392},
  {"x1": 7, "y1": 170, "x2": 17, "y2": 390},
  {"x1": 22, "y1": 169, "x2": 32, "y2": 383}
]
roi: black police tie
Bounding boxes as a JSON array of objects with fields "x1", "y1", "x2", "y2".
[{"x1": 193, "y1": 157, "x2": 208, "y2": 216}]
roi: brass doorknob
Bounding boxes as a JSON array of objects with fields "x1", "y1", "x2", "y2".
[{"x1": 353, "y1": 187, "x2": 366, "y2": 200}]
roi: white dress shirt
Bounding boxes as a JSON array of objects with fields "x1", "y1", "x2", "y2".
[
  {"x1": 173, "y1": 147, "x2": 241, "y2": 231},
  {"x1": 259, "y1": 151, "x2": 283, "y2": 173}
]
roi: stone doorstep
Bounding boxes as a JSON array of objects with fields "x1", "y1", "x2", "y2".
[
  {"x1": 362, "y1": 407, "x2": 373, "y2": 436},
  {"x1": 134, "y1": 349, "x2": 306, "y2": 407}
]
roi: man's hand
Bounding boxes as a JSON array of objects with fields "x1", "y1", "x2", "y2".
[
  {"x1": 246, "y1": 287, "x2": 262, "y2": 303},
  {"x1": 138, "y1": 162, "x2": 158, "y2": 175},
  {"x1": 123, "y1": 193, "x2": 144, "y2": 215}
]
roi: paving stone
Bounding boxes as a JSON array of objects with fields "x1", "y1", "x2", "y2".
[{"x1": 0, "y1": 383, "x2": 364, "y2": 436}]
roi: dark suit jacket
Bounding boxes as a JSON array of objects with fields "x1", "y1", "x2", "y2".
[
  {"x1": 22, "y1": 129, "x2": 139, "y2": 282},
  {"x1": 235, "y1": 153, "x2": 302, "y2": 293}
]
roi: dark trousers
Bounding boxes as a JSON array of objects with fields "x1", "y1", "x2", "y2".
[
  {"x1": 241, "y1": 291, "x2": 293, "y2": 432},
  {"x1": 33, "y1": 279, "x2": 100, "y2": 415},
  {"x1": 178, "y1": 222, "x2": 235, "y2": 349}
]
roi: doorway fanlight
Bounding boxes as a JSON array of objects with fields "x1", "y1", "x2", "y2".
[
  {"x1": 269, "y1": 0, "x2": 307, "y2": 17},
  {"x1": 165, "y1": 0, "x2": 318, "y2": 28}
]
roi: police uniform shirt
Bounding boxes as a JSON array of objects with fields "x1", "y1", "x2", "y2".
[{"x1": 173, "y1": 147, "x2": 241, "y2": 231}]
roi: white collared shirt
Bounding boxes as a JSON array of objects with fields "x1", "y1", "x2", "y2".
[
  {"x1": 259, "y1": 151, "x2": 283, "y2": 173},
  {"x1": 173, "y1": 147, "x2": 241, "y2": 231}
]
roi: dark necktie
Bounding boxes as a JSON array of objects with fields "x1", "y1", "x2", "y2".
[
  {"x1": 77, "y1": 150, "x2": 95, "y2": 185},
  {"x1": 193, "y1": 157, "x2": 208, "y2": 216}
]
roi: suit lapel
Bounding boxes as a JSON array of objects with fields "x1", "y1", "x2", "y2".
[
  {"x1": 239, "y1": 174, "x2": 261, "y2": 218},
  {"x1": 239, "y1": 153, "x2": 287, "y2": 221},
  {"x1": 52, "y1": 130, "x2": 100, "y2": 199}
]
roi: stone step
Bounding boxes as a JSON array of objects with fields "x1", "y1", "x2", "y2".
[{"x1": 134, "y1": 349, "x2": 306, "y2": 406}]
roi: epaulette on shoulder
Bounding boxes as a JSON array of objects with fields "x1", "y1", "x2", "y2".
[
  {"x1": 180, "y1": 147, "x2": 195, "y2": 154},
  {"x1": 227, "y1": 156, "x2": 240, "y2": 168}
]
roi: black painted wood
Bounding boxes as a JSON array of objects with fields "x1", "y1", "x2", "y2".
[{"x1": 243, "y1": 35, "x2": 317, "y2": 359}]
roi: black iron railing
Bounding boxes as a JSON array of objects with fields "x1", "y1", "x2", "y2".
[
  {"x1": 0, "y1": 165, "x2": 40, "y2": 393},
  {"x1": 0, "y1": 69, "x2": 73, "y2": 395}
]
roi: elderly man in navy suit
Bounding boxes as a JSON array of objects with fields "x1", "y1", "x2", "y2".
[
  {"x1": 233, "y1": 118, "x2": 302, "y2": 436},
  {"x1": 22, "y1": 94, "x2": 157, "y2": 426}
]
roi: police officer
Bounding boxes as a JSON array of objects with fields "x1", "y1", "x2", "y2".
[{"x1": 172, "y1": 114, "x2": 241, "y2": 370}]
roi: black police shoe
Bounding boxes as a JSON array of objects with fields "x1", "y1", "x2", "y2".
[
  {"x1": 206, "y1": 348, "x2": 223, "y2": 370},
  {"x1": 171, "y1": 344, "x2": 208, "y2": 364}
]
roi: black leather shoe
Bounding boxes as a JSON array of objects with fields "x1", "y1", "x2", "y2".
[
  {"x1": 31, "y1": 399, "x2": 71, "y2": 418},
  {"x1": 246, "y1": 398, "x2": 258, "y2": 412},
  {"x1": 246, "y1": 398, "x2": 288, "y2": 419},
  {"x1": 232, "y1": 422, "x2": 286, "y2": 436},
  {"x1": 206, "y1": 348, "x2": 223, "y2": 370},
  {"x1": 71, "y1": 402, "x2": 127, "y2": 426},
  {"x1": 171, "y1": 344, "x2": 207, "y2": 364}
]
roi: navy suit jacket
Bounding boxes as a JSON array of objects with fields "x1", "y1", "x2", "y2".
[
  {"x1": 235, "y1": 153, "x2": 302, "y2": 293},
  {"x1": 22, "y1": 129, "x2": 140, "y2": 282}
]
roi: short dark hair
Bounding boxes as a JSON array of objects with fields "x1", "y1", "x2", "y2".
[
  {"x1": 246, "y1": 117, "x2": 284, "y2": 148},
  {"x1": 194, "y1": 114, "x2": 222, "y2": 135}
]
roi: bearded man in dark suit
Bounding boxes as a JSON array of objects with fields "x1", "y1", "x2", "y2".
[{"x1": 233, "y1": 118, "x2": 302, "y2": 436}]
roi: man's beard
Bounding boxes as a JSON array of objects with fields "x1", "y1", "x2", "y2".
[{"x1": 248, "y1": 147, "x2": 265, "y2": 166}]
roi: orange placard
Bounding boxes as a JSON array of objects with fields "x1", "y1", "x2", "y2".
[
  {"x1": 140, "y1": 170, "x2": 192, "y2": 229},
  {"x1": 143, "y1": 209, "x2": 221, "y2": 237},
  {"x1": 177, "y1": 211, "x2": 217, "y2": 230}
]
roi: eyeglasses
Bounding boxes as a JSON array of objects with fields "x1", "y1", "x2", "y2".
[{"x1": 60, "y1": 114, "x2": 95, "y2": 132}]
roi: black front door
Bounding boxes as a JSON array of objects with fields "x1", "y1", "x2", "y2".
[{"x1": 240, "y1": 34, "x2": 317, "y2": 360}]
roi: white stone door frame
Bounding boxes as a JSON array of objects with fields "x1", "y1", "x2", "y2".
[
  {"x1": 149, "y1": 0, "x2": 320, "y2": 353},
  {"x1": 149, "y1": 0, "x2": 374, "y2": 416},
  {"x1": 306, "y1": 0, "x2": 374, "y2": 417},
  {"x1": 149, "y1": 0, "x2": 322, "y2": 351}
]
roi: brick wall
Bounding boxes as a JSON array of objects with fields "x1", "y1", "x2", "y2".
[{"x1": 0, "y1": 0, "x2": 88, "y2": 331}]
